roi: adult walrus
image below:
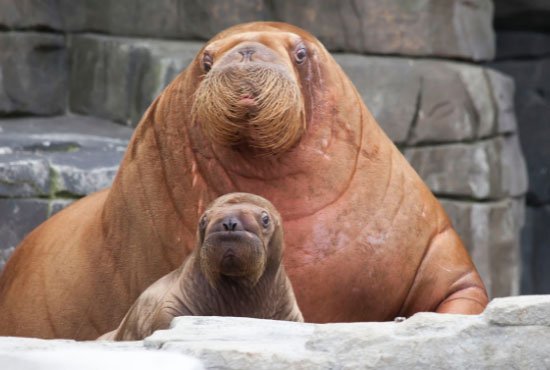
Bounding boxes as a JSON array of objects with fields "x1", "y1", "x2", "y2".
[
  {"x1": 99, "y1": 193, "x2": 303, "y2": 341},
  {"x1": 0, "y1": 22, "x2": 488, "y2": 340}
]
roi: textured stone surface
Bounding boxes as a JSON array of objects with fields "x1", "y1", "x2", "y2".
[
  {"x1": 484, "y1": 295, "x2": 550, "y2": 326},
  {"x1": 404, "y1": 136, "x2": 528, "y2": 200},
  {"x1": 0, "y1": 116, "x2": 132, "y2": 197},
  {"x1": 60, "y1": 0, "x2": 265, "y2": 39},
  {"x1": 491, "y1": 58, "x2": 550, "y2": 205},
  {"x1": 0, "y1": 340, "x2": 203, "y2": 370},
  {"x1": 7, "y1": 0, "x2": 494, "y2": 60},
  {"x1": 442, "y1": 198, "x2": 525, "y2": 298},
  {"x1": 272, "y1": 0, "x2": 495, "y2": 61},
  {"x1": 496, "y1": 31, "x2": 550, "y2": 59},
  {"x1": 0, "y1": 32, "x2": 67, "y2": 115},
  {"x1": 0, "y1": 116, "x2": 131, "y2": 260},
  {"x1": 69, "y1": 34, "x2": 202, "y2": 125},
  {"x1": 521, "y1": 205, "x2": 550, "y2": 294},
  {"x1": 142, "y1": 299, "x2": 550, "y2": 369},
  {"x1": 0, "y1": 0, "x2": 63, "y2": 30},
  {"x1": 0, "y1": 198, "x2": 50, "y2": 251},
  {"x1": 494, "y1": 0, "x2": 550, "y2": 32},
  {"x1": 2, "y1": 293, "x2": 549, "y2": 369}
]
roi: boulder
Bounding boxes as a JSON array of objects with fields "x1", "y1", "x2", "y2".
[{"x1": 0, "y1": 32, "x2": 67, "y2": 116}]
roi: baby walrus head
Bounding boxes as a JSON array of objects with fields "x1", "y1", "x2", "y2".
[{"x1": 197, "y1": 192, "x2": 284, "y2": 288}]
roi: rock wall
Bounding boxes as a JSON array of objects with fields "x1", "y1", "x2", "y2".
[
  {"x1": 1, "y1": 296, "x2": 550, "y2": 369},
  {"x1": 491, "y1": 1, "x2": 550, "y2": 294},
  {"x1": 0, "y1": 1, "x2": 529, "y2": 298}
]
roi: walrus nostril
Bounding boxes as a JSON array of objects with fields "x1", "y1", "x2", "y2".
[
  {"x1": 238, "y1": 47, "x2": 255, "y2": 61},
  {"x1": 222, "y1": 217, "x2": 239, "y2": 231}
]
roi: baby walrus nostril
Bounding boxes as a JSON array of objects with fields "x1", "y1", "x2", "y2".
[{"x1": 222, "y1": 217, "x2": 239, "y2": 231}]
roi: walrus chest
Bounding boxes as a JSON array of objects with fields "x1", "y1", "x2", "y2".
[{"x1": 282, "y1": 215, "x2": 429, "y2": 322}]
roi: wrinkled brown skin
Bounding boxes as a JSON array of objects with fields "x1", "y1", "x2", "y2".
[
  {"x1": 0, "y1": 22, "x2": 488, "y2": 340},
  {"x1": 99, "y1": 193, "x2": 303, "y2": 341}
]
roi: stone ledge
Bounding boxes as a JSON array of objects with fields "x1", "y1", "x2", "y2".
[
  {"x1": 0, "y1": 115, "x2": 132, "y2": 198},
  {"x1": 3, "y1": 296, "x2": 548, "y2": 369}
]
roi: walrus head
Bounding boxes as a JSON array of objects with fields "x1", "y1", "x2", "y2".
[
  {"x1": 196, "y1": 193, "x2": 284, "y2": 287},
  {"x1": 190, "y1": 22, "x2": 324, "y2": 156}
]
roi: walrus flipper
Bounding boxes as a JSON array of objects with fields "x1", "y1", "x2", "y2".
[{"x1": 401, "y1": 227, "x2": 488, "y2": 316}]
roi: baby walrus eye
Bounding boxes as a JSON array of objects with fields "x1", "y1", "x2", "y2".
[{"x1": 261, "y1": 212, "x2": 270, "y2": 228}]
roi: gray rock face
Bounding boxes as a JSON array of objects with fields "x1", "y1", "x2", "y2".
[
  {"x1": 0, "y1": 116, "x2": 131, "y2": 256},
  {"x1": 496, "y1": 31, "x2": 550, "y2": 59},
  {"x1": 0, "y1": 0, "x2": 63, "y2": 30},
  {"x1": 521, "y1": 205, "x2": 550, "y2": 294},
  {"x1": 495, "y1": 0, "x2": 550, "y2": 32},
  {"x1": 490, "y1": 58, "x2": 550, "y2": 206},
  {"x1": 0, "y1": 32, "x2": 67, "y2": 115},
  {"x1": 0, "y1": 116, "x2": 132, "y2": 197},
  {"x1": 1, "y1": 0, "x2": 495, "y2": 60},
  {"x1": 404, "y1": 136, "x2": 528, "y2": 200},
  {"x1": 441, "y1": 198, "x2": 525, "y2": 298},
  {"x1": 69, "y1": 34, "x2": 202, "y2": 126},
  {"x1": 273, "y1": 0, "x2": 495, "y2": 61},
  {"x1": 59, "y1": 0, "x2": 265, "y2": 40},
  {"x1": 0, "y1": 198, "x2": 50, "y2": 252}
]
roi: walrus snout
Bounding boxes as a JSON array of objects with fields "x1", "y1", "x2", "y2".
[{"x1": 192, "y1": 41, "x2": 306, "y2": 155}]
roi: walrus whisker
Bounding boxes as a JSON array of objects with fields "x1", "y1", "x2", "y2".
[{"x1": 192, "y1": 62, "x2": 305, "y2": 155}]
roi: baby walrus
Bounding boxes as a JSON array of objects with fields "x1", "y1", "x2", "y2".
[{"x1": 98, "y1": 192, "x2": 303, "y2": 341}]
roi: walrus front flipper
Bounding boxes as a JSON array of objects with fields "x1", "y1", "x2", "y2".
[
  {"x1": 98, "y1": 270, "x2": 184, "y2": 341},
  {"x1": 400, "y1": 226, "x2": 488, "y2": 316}
]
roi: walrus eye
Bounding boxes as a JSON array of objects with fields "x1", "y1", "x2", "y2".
[
  {"x1": 202, "y1": 53, "x2": 213, "y2": 72},
  {"x1": 294, "y1": 45, "x2": 307, "y2": 64},
  {"x1": 261, "y1": 212, "x2": 270, "y2": 228}
]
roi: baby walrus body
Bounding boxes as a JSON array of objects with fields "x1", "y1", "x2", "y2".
[{"x1": 99, "y1": 193, "x2": 303, "y2": 341}]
